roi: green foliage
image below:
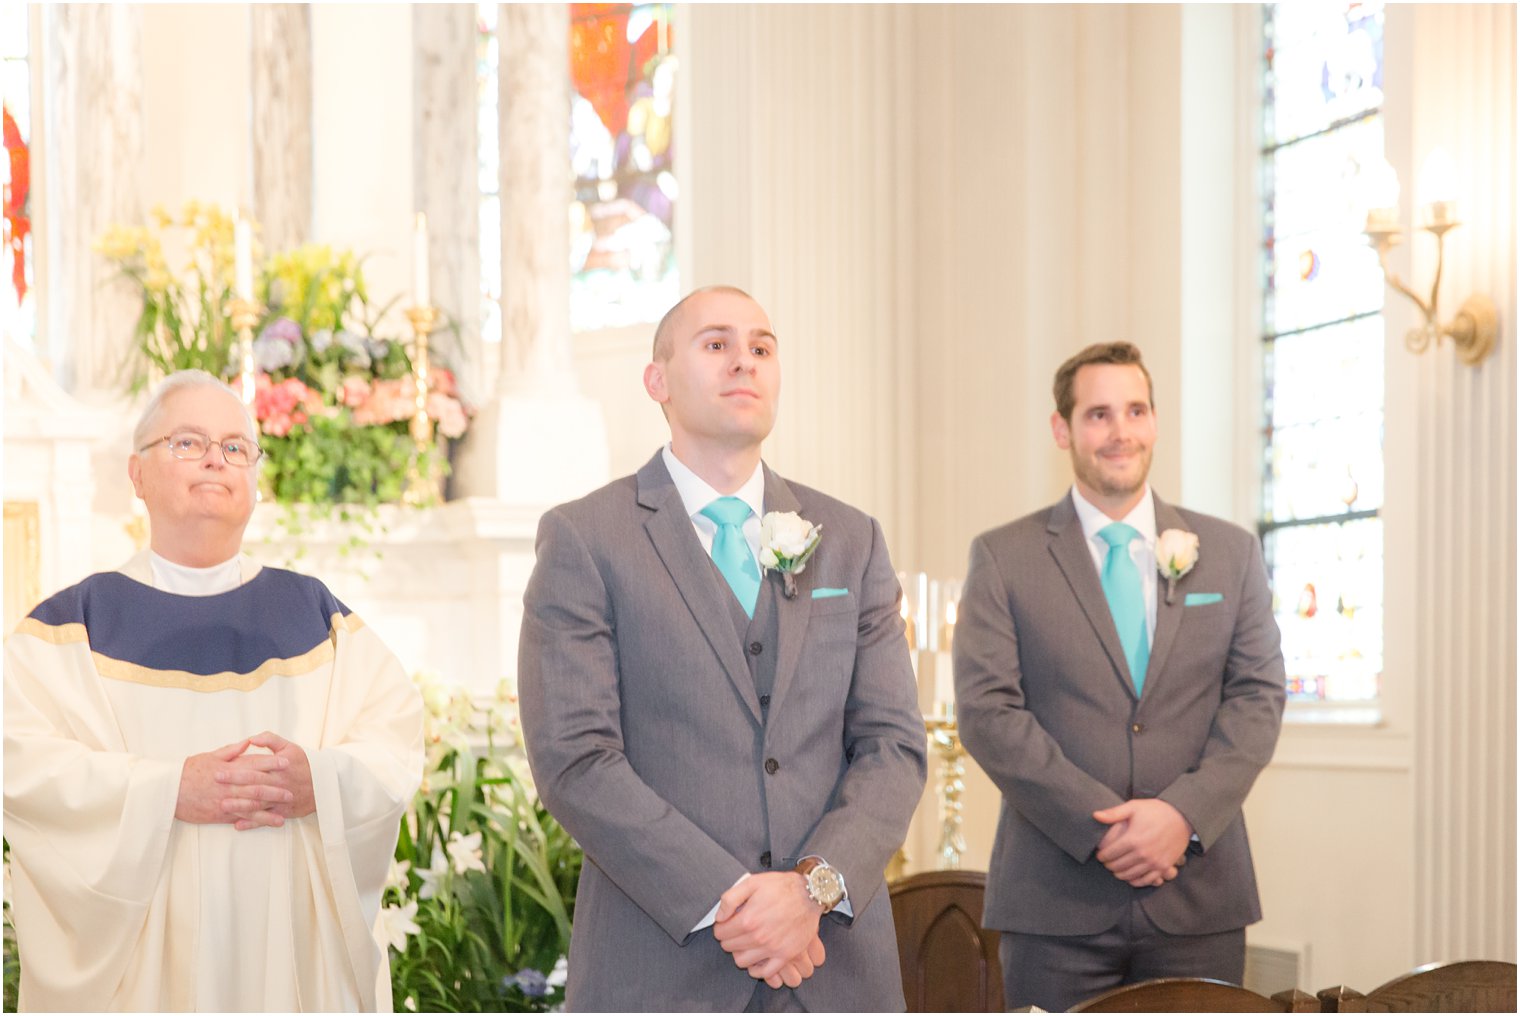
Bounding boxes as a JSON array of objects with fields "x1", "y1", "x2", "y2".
[
  {"x1": 384, "y1": 675, "x2": 581, "y2": 1013},
  {"x1": 3, "y1": 841, "x2": 15, "y2": 1013}
]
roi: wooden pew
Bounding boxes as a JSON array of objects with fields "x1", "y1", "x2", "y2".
[
  {"x1": 1317, "y1": 960, "x2": 1517, "y2": 1012},
  {"x1": 889, "y1": 870, "x2": 1003, "y2": 1012},
  {"x1": 1068, "y1": 976, "x2": 1318, "y2": 1012}
]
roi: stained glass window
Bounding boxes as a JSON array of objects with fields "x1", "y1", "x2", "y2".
[
  {"x1": 2, "y1": 3, "x2": 34, "y2": 346},
  {"x1": 477, "y1": 3, "x2": 502, "y2": 346},
  {"x1": 1261, "y1": 1, "x2": 1385, "y2": 709},
  {"x1": 569, "y1": 3, "x2": 677, "y2": 332}
]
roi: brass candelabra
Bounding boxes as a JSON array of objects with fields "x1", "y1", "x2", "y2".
[
  {"x1": 228, "y1": 297, "x2": 263, "y2": 409},
  {"x1": 925, "y1": 713, "x2": 967, "y2": 870},
  {"x1": 403, "y1": 305, "x2": 442, "y2": 506}
]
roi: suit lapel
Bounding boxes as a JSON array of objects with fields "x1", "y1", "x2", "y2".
[
  {"x1": 759, "y1": 467, "x2": 813, "y2": 716},
  {"x1": 1046, "y1": 494, "x2": 1138, "y2": 699},
  {"x1": 1140, "y1": 496, "x2": 1187, "y2": 699},
  {"x1": 637, "y1": 454, "x2": 763, "y2": 722}
]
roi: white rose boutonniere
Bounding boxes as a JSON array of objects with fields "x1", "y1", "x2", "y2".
[
  {"x1": 758, "y1": 510, "x2": 822, "y2": 599},
  {"x1": 1156, "y1": 528, "x2": 1200, "y2": 605}
]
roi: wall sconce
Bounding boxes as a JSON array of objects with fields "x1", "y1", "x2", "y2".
[{"x1": 1363, "y1": 149, "x2": 1498, "y2": 366}]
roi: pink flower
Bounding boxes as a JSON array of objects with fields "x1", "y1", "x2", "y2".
[
  {"x1": 427, "y1": 392, "x2": 468, "y2": 438},
  {"x1": 338, "y1": 376, "x2": 372, "y2": 407},
  {"x1": 262, "y1": 411, "x2": 293, "y2": 437},
  {"x1": 431, "y1": 368, "x2": 458, "y2": 398}
]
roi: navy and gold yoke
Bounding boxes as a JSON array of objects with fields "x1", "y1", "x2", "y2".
[{"x1": 15, "y1": 568, "x2": 364, "y2": 693}]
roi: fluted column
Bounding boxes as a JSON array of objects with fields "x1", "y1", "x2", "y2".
[
  {"x1": 41, "y1": 3, "x2": 144, "y2": 398},
  {"x1": 498, "y1": 1, "x2": 575, "y2": 395},
  {"x1": 413, "y1": 2, "x2": 481, "y2": 403},
  {"x1": 1395, "y1": 1, "x2": 1517, "y2": 965},
  {"x1": 249, "y1": 4, "x2": 313, "y2": 252}
]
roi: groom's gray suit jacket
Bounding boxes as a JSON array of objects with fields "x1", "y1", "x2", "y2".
[
  {"x1": 955, "y1": 492, "x2": 1285, "y2": 938},
  {"x1": 519, "y1": 452, "x2": 927, "y2": 1011}
]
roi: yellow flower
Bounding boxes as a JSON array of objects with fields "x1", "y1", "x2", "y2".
[
  {"x1": 93, "y1": 224, "x2": 143, "y2": 260},
  {"x1": 144, "y1": 267, "x2": 171, "y2": 293},
  {"x1": 150, "y1": 204, "x2": 173, "y2": 229},
  {"x1": 180, "y1": 199, "x2": 202, "y2": 227}
]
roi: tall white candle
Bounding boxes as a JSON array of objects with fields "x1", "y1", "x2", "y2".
[
  {"x1": 934, "y1": 651, "x2": 955, "y2": 720},
  {"x1": 234, "y1": 216, "x2": 253, "y2": 301},
  {"x1": 413, "y1": 213, "x2": 431, "y2": 308}
]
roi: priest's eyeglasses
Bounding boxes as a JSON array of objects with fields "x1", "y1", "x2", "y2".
[{"x1": 141, "y1": 430, "x2": 264, "y2": 467}]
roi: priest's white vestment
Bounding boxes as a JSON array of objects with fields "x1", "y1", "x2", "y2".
[{"x1": 3, "y1": 552, "x2": 424, "y2": 1012}]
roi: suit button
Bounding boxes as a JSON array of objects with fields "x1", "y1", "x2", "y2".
[
  {"x1": 760, "y1": 851, "x2": 772, "y2": 868},
  {"x1": 759, "y1": 694, "x2": 771, "y2": 708},
  {"x1": 748, "y1": 641, "x2": 763, "y2": 656},
  {"x1": 764, "y1": 758, "x2": 779, "y2": 774},
  {"x1": 1132, "y1": 723, "x2": 1143, "y2": 733}
]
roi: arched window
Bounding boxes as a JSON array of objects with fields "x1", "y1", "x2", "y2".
[
  {"x1": 1260, "y1": 1, "x2": 1385, "y2": 714},
  {"x1": 476, "y1": 2, "x2": 678, "y2": 342}
]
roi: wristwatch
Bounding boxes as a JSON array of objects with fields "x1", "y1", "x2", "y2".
[{"x1": 795, "y1": 856, "x2": 845, "y2": 913}]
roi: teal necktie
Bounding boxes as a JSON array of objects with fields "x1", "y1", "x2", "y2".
[
  {"x1": 1098, "y1": 522, "x2": 1150, "y2": 693},
  {"x1": 701, "y1": 497, "x2": 760, "y2": 617}
]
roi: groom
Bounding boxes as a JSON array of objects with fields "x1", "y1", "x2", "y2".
[{"x1": 518, "y1": 286, "x2": 926, "y2": 1011}]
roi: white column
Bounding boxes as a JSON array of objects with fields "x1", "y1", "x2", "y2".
[
  {"x1": 412, "y1": 2, "x2": 482, "y2": 406},
  {"x1": 40, "y1": 3, "x2": 145, "y2": 399},
  {"x1": 453, "y1": 2, "x2": 609, "y2": 504},
  {"x1": 250, "y1": 4, "x2": 313, "y2": 252},
  {"x1": 1396, "y1": 2, "x2": 1517, "y2": 965}
]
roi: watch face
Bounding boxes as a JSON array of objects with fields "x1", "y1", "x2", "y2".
[{"x1": 808, "y1": 865, "x2": 844, "y2": 906}]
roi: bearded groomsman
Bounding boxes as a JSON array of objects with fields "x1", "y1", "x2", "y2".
[{"x1": 954, "y1": 342, "x2": 1286, "y2": 1012}]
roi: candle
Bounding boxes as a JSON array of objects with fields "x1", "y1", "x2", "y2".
[
  {"x1": 942, "y1": 598, "x2": 957, "y2": 654},
  {"x1": 234, "y1": 216, "x2": 253, "y2": 301},
  {"x1": 934, "y1": 652, "x2": 955, "y2": 720},
  {"x1": 901, "y1": 597, "x2": 917, "y2": 652},
  {"x1": 413, "y1": 212, "x2": 431, "y2": 308}
]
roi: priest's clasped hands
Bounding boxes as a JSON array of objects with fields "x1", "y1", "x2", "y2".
[
  {"x1": 712, "y1": 871, "x2": 828, "y2": 990},
  {"x1": 174, "y1": 731, "x2": 316, "y2": 831}
]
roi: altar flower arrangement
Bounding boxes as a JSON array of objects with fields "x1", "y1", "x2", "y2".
[
  {"x1": 97, "y1": 203, "x2": 471, "y2": 508},
  {"x1": 386, "y1": 672, "x2": 580, "y2": 1013}
]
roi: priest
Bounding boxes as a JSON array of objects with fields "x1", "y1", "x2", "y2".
[{"x1": 3, "y1": 370, "x2": 424, "y2": 1012}]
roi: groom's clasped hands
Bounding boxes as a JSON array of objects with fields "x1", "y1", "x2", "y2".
[{"x1": 713, "y1": 872, "x2": 829, "y2": 990}]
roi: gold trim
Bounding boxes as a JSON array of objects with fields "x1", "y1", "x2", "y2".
[
  {"x1": 4, "y1": 501, "x2": 41, "y2": 634},
  {"x1": 12, "y1": 618, "x2": 89, "y2": 644},
  {"x1": 93, "y1": 639, "x2": 335, "y2": 692},
  {"x1": 17, "y1": 613, "x2": 367, "y2": 693}
]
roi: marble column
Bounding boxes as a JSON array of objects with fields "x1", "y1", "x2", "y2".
[
  {"x1": 453, "y1": 2, "x2": 609, "y2": 503},
  {"x1": 41, "y1": 3, "x2": 145, "y2": 399},
  {"x1": 249, "y1": 4, "x2": 313, "y2": 253},
  {"x1": 496, "y1": 2, "x2": 575, "y2": 394},
  {"x1": 412, "y1": 3, "x2": 481, "y2": 405}
]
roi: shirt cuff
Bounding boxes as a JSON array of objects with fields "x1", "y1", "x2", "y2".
[{"x1": 693, "y1": 872, "x2": 750, "y2": 933}]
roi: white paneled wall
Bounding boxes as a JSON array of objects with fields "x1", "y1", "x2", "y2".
[
  {"x1": 1401, "y1": 2, "x2": 1518, "y2": 965},
  {"x1": 685, "y1": 5, "x2": 920, "y2": 559}
]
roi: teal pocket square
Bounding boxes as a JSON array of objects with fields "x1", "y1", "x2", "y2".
[
  {"x1": 1185, "y1": 592, "x2": 1224, "y2": 606},
  {"x1": 812, "y1": 587, "x2": 849, "y2": 599}
]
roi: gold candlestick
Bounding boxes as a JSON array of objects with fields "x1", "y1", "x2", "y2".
[
  {"x1": 227, "y1": 297, "x2": 263, "y2": 408},
  {"x1": 403, "y1": 305, "x2": 442, "y2": 506},
  {"x1": 925, "y1": 716, "x2": 967, "y2": 870}
]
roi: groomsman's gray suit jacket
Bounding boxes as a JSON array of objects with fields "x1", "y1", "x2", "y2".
[
  {"x1": 519, "y1": 452, "x2": 927, "y2": 1011},
  {"x1": 954, "y1": 492, "x2": 1285, "y2": 938}
]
